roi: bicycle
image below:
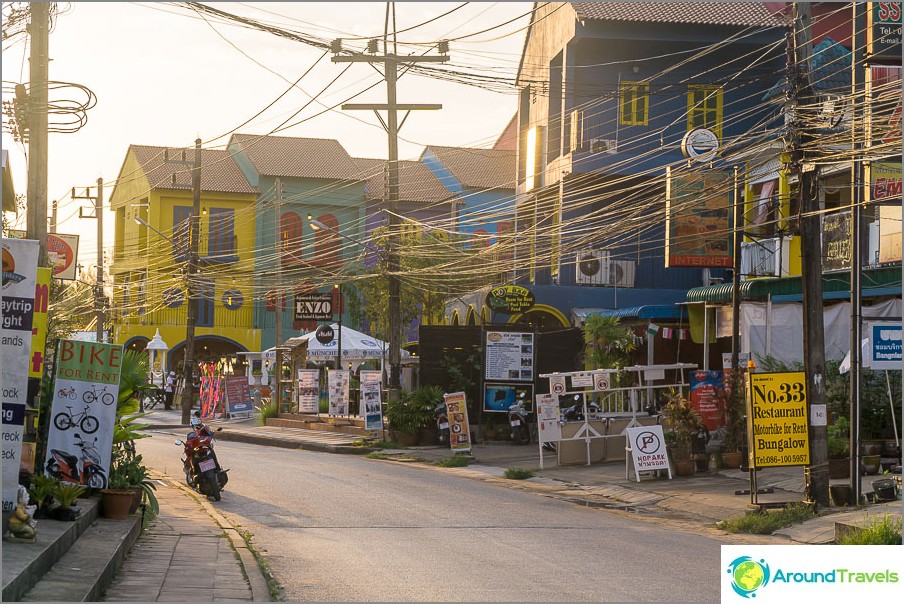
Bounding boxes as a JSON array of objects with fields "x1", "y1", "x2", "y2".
[
  {"x1": 53, "y1": 404, "x2": 100, "y2": 434},
  {"x1": 57, "y1": 386, "x2": 77, "y2": 400},
  {"x1": 83, "y1": 384, "x2": 115, "y2": 406}
]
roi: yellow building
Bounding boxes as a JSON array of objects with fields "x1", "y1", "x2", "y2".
[{"x1": 109, "y1": 144, "x2": 260, "y2": 372}]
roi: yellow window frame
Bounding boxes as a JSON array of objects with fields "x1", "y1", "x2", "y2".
[
  {"x1": 619, "y1": 81, "x2": 649, "y2": 126},
  {"x1": 687, "y1": 85, "x2": 723, "y2": 139}
]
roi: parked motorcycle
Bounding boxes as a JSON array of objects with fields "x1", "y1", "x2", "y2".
[
  {"x1": 559, "y1": 394, "x2": 600, "y2": 422},
  {"x1": 45, "y1": 433, "x2": 107, "y2": 489},
  {"x1": 508, "y1": 393, "x2": 531, "y2": 445},
  {"x1": 175, "y1": 417, "x2": 228, "y2": 501},
  {"x1": 434, "y1": 401, "x2": 450, "y2": 446}
]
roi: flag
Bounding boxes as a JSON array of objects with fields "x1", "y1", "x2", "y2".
[
  {"x1": 662, "y1": 327, "x2": 673, "y2": 339},
  {"x1": 647, "y1": 323, "x2": 660, "y2": 335}
]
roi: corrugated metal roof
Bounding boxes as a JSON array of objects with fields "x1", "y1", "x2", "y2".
[
  {"x1": 422, "y1": 145, "x2": 516, "y2": 190},
  {"x1": 355, "y1": 158, "x2": 452, "y2": 204},
  {"x1": 229, "y1": 133, "x2": 359, "y2": 180},
  {"x1": 571, "y1": 2, "x2": 789, "y2": 27},
  {"x1": 130, "y1": 145, "x2": 257, "y2": 194}
]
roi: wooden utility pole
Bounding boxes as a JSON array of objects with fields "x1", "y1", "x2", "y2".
[
  {"x1": 274, "y1": 177, "x2": 283, "y2": 413},
  {"x1": 165, "y1": 140, "x2": 202, "y2": 425},
  {"x1": 25, "y1": 2, "x2": 49, "y2": 264},
  {"x1": 330, "y1": 8, "x2": 448, "y2": 395},
  {"x1": 792, "y1": 3, "x2": 829, "y2": 506},
  {"x1": 73, "y1": 179, "x2": 105, "y2": 343}
]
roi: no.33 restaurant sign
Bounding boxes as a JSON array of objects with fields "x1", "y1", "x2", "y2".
[{"x1": 747, "y1": 372, "x2": 810, "y2": 467}]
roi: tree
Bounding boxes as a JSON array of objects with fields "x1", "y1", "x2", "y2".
[{"x1": 582, "y1": 315, "x2": 636, "y2": 370}]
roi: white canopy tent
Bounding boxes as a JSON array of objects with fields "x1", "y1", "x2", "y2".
[{"x1": 279, "y1": 324, "x2": 410, "y2": 372}]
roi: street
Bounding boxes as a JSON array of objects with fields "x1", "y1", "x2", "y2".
[{"x1": 136, "y1": 431, "x2": 725, "y2": 602}]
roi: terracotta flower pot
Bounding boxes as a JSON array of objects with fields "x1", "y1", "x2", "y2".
[
  {"x1": 721, "y1": 451, "x2": 744, "y2": 469},
  {"x1": 100, "y1": 489, "x2": 134, "y2": 520},
  {"x1": 672, "y1": 459, "x2": 696, "y2": 476}
]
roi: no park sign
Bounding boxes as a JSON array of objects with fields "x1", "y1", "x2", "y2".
[{"x1": 746, "y1": 371, "x2": 810, "y2": 468}]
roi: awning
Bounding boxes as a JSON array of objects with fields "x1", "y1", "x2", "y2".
[{"x1": 573, "y1": 305, "x2": 686, "y2": 321}]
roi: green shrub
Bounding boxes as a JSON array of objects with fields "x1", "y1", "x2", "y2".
[
  {"x1": 717, "y1": 503, "x2": 817, "y2": 534},
  {"x1": 836, "y1": 515, "x2": 902, "y2": 545},
  {"x1": 434, "y1": 455, "x2": 471, "y2": 468},
  {"x1": 53, "y1": 482, "x2": 86, "y2": 509},
  {"x1": 255, "y1": 397, "x2": 278, "y2": 424},
  {"x1": 385, "y1": 388, "x2": 435, "y2": 434},
  {"x1": 504, "y1": 467, "x2": 536, "y2": 480}
]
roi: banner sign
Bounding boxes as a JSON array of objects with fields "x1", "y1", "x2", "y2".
[
  {"x1": 690, "y1": 370, "x2": 724, "y2": 431},
  {"x1": 443, "y1": 391, "x2": 471, "y2": 453},
  {"x1": 295, "y1": 292, "x2": 334, "y2": 321},
  {"x1": 821, "y1": 210, "x2": 852, "y2": 271},
  {"x1": 327, "y1": 369, "x2": 349, "y2": 416},
  {"x1": 746, "y1": 371, "x2": 809, "y2": 468},
  {"x1": 536, "y1": 393, "x2": 561, "y2": 444},
  {"x1": 870, "y1": 2, "x2": 902, "y2": 62},
  {"x1": 44, "y1": 339, "x2": 123, "y2": 490},
  {"x1": 8, "y1": 230, "x2": 79, "y2": 280},
  {"x1": 2, "y1": 238, "x2": 38, "y2": 512},
  {"x1": 664, "y1": 168, "x2": 732, "y2": 268},
  {"x1": 224, "y1": 376, "x2": 253, "y2": 414},
  {"x1": 296, "y1": 368, "x2": 320, "y2": 413},
  {"x1": 485, "y1": 331, "x2": 534, "y2": 382},
  {"x1": 626, "y1": 425, "x2": 671, "y2": 482},
  {"x1": 29, "y1": 268, "x2": 50, "y2": 378},
  {"x1": 485, "y1": 285, "x2": 535, "y2": 314},
  {"x1": 868, "y1": 322, "x2": 902, "y2": 369},
  {"x1": 360, "y1": 370, "x2": 383, "y2": 431}
]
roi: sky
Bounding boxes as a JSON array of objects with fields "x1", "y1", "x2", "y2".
[{"x1": 1, "y1": 1, "x2": 532, "y2": 276}]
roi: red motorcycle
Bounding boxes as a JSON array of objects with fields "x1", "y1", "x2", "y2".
[
  {"x1": 45, "y1": 433, "x2": 107, "y2": 489},
  {"x1": 175, "y1": 417, "x2": 228, "y2": 501}
]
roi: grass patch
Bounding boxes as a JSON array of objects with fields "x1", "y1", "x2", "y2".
[
  {"x1": 504, "y1": 467, "x2": 536, "y2": 480},
  {"x1": 434, "y1": 455, "x2": 472, "y2": 468},
  {"x1": 239, "y1": 529, "x2": 284, "y2": 601},
  {"x1": 366, "y1": 452, "x2": 419, "y2": 461},
  {"x1": 717, "y1": 503, "x2": 817, "y2": 534},
  {"x1": 836, "y1": 515, "x2": 902, "y2": 545},
  {"x1": 255, "y1": 398, "x2": 278, "y2": 425}
]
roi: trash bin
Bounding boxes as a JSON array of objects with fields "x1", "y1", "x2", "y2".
[{"x1": 871, "y1": 478, "x2": 897, "y2": 502}]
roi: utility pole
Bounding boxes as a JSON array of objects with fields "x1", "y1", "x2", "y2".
[
  {"x1": 165, "y1": 140, "x2": 202, "y2": 425},
  {"x1": 331, "y1": 7, "x2": 449, "y2": 395},
  {"x1": 73, "y1": 179, "x2": 105, "y2": 343},
  {"x1": 791, "y1": 3, "x2": 829, "y2": 506},
  {"x1": 25, "y1": 2, "x2": 49, "y2": 264},
  {"x1": 274, "y1": 177, "x2": 283, "y2": 414}
]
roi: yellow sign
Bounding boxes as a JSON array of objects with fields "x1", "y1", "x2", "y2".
[
  {"x1": 746, "y1": 371, "x2": 810, "y2": 467},
  {"x1": 29, "y1": 268, "x2": 51, "y2": 378}
]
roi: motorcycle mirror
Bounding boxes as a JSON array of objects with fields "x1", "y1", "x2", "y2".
[
  {"x1": 174, "y1": 440, "x2": 184, "y2": 446},
  {"x1": 216, "y1": 427, "x2": 223, "y2": 432}
]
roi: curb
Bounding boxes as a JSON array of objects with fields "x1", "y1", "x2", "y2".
[
  {"x1": 214, "y1": 429, "x2": 375, "y2": 455},
  {"x1": 163, "y1": 477, "x2": 272, "y2": 601}
]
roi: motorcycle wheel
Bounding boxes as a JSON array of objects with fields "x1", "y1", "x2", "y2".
[
  {"x1": 204, "y1": 469, "x2": 221, "y2": 501},
  {"x1": 46, "y1": 461, "x2": 61, "y2": 477},
  {"x1": 87, "y1": 473, "x2": 106, "y2": 489}
]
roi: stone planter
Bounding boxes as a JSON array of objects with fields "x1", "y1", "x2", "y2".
[
  {"x1": 828, "y1": 457, "x2": 850, "y2": 479},
  {"x1": 829, "y1": 483, "x2": 853, "y2": 507},
  {"x1": 861, "y1": 454, "x2": 881, "y2": 475}
]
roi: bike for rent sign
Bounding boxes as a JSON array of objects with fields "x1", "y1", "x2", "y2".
[
  {"x1": 44, "y1": 340, "x2": 123, "y2": 489},
  {"x1": 746, "y1": 371, "x2": 810, "y2": 468},
  {"x1": 2, "y1": 238, "x2": 39, "y2": 512}
]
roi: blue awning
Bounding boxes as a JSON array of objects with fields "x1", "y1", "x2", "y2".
[{"x1": 573, "y1": 305, "x2": 686, "y2": 321}]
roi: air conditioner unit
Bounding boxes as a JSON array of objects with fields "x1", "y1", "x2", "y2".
[
  {"x1": 607, "y1": 260, "x2": 636, "y2": 287},
  {"x1": 589, "y1": 137, "x2": 617, "y2": 154},
  {"x1": 576, "y1": 249, "x2": 609, "y2": 285}
]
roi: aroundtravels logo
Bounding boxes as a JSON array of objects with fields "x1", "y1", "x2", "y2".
[{"x1": 727, "y1": 556, "x2": 771, "y2": 598}]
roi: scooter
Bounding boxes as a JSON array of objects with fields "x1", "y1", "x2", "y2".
[
  {"x1": 434, "y1": 401, "x2": 450, "y2": 446},
  {"x1": 45, "y1": 433, "x2": 107, "y2": 489},
  {"x1": 508, "y1": 394, "x2": 531, "y2": 445},
  {"x1": 175, "y1": 418, "x2": 228, "y2": 501},
  {"x1": 559, "y1": 394, "x2": 600, "y2": 422}
]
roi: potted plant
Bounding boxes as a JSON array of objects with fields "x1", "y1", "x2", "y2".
[
  {"x1": 716, "y1": 375, "x2": 746, "y2": 469},
  {"x1": 27, "y1": 474, "x2": 59, "y2": 519},
  {"x1": 411, "y1": 385, "x2": 445, "y2": 445},
  {"x1": 385, "y1": 389, "x2": 434, "y2": 445},
  {"x1": 49, "y1": 482, "x2": 86, "y2": 521},
  {"x1": 660, "y1": 392, "x2": 702, "y2": 476},
  {"x1": 827, "y1": 416, "x2": 851, "y2": 479}
]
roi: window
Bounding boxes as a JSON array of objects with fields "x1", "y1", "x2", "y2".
[
  {"x1": 280, "y1": 211, "x2": 304, "y2": 266},
  {"x1": 569, "y1": 110, "x2": 583, "y2": 153},
  {"x1": 619, "y1": 81, "x2": 649, "y2": 126},
  {"x1": 172, "y1": 206, "x2": 192, "y2": 260},
  {"x1": 312, "y1": 213, "x2": 340, "y2": 268},
  {"x1": 208, "y1": 208, "x2": 235, "y2": 259},
  {"x1": 687, "y1": 85, "x2": 723, "y2": 139}
]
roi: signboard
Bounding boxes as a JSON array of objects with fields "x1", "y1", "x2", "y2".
[
  {"x1": 870, "y1": 2, "x2": 902, "y2": 62},
  {"x1": 548, "y1": 375, "x2": 567, "y2": 395},
  {"x1": 868, "y1": 322, "x2": 902, "y2": 369},
  {"x1": 327, "y1": 369, "x2": 349, "y2": 416},
  {"x1": 746, "y1": 371, "x2": 809, "y2": 468},
  {"x1": 483, "y1": 383, "x2": 532, "y2": 413},
  {"x1": 29, "y1": 268, "x2": 50, "y2": 379},
  {"x1": 44, "y1": 340, "x2": 123, "y2": 490},
  {"x1": 224, "y1": 376, "x2": 253, "y2": 414},
  {"x1": 8, "y1": 230, "x2": 79, "y2": 280},
  {"x1": 485, "y1": 285, "x2": 535, "y2": 314},
  {"x1": 680, "y1": 127, "x2": 719, "y2": 163},
  {"x1": 315, "y1": 324, "x2": 335, "y2": 345},
  {"x1": 484, "y1": 331, "x2": 534, "y2": 382},
  {"x1": 626, "y1": 425, "x2": 671, "y2": 482},
  {"x1": 690, "y1": 370, "x2": 724, "y2": 431},
  {"x1": 443, "y1": 392, "x2": 471, "y2": 453},
  {"x1": 664, "y1": 168, "x2": 732, "y2": 268},
  {"x1": 296, "y1": 368, "x2": 320, "y2": 413},
  {"x1": 295, "y1": 292, "x2": 334, "y2": 321},
  {"x1": 360, "y1": 370, "x2": 383, "y2": 431},
  {"x1": 871, "y1": 161, "x2": 902, "y2": 203},
  {"x1": 2, "y1": 237, "x2": 38, "y2": 512},
  {"x1": 536, "y1": 393, "x2": 561, "y2": 444},
  {"x1": 821, "y1": 211, "x2": 852, "y2": 271},
  {"x1": 592, "y1": 371, "x2": 612, "y2": 391}
]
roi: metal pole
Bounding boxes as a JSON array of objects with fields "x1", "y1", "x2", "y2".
[
  {"x1": 180, "y1": 139, "x2": 202, "y2": 425},
  {"x1": 386, "y1": 56, "x2": 402, "y2": 395},
  {"x1": 731, "y1": 166, "x2": 742, "y2": 379},
  {"x1": 95, "y1": 178, "x2": 104, "y2": 343}
]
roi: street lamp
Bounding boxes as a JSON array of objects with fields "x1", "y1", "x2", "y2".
[{"x1": 134, "y1": 215, "x2": 199, "y2": 424}]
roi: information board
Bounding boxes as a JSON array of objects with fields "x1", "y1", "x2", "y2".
[
  {"x1": 485, "y1": 331, "x2": 534, "y2": 382},
  {"x1": 225, "y1": 376, "x2": 253, "y2": 415},
  {"x1": 296, "y1": 369, "x2": 320, "y2": 413},
  {"x1": 746, "y1": 371, "x2": 809, "y2": 468},
  {"x1": 360, "y1": 370, "x2": 383, "y2": 431}
]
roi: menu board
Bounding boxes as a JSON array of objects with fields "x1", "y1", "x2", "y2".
[
  {"x1": 297, "y1": 368, "x2": 320, "y2": 414},
  {"x1": 224, "y1": 376, "x2": 253, "y2": 414},
  {"x1": 485, "y1": 331, "x2": 534, "y2": 382}
]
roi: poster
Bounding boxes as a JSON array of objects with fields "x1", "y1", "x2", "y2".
[
  {"x1": 536, "y1": 393, "x2": 561, "y2": 444},
  {"x1": 225, "y1": 376, "x2": 253, "y2": 415},
  {"x1": 327, "y1": 369, "x2": 349, "y2": 416},
  {"x1": 689, "y1": 370, "x2": 724, "y2": 431},
  {"x1": 297, "y1": 368, "x2": 320, "y2": 414},
  {"x1": 483, "y1": 383, "x2": 532, "y2": 412},
  {"x1": 746, "y1": 371, "x2": 809, "y2": 468},
  {"x1": 664, "y1": 168, "x2": 732, "y2": 268},
  {"x1": 2, "y1": 237, "x2": 38, "y2": 512},
  {"x1": 360, "y1": 370, "x2": 383, "y2": 430},
  {"x1": 443, "y1": 391, "x2": 471, "y2": 453},
  {"x1": 44, "y1": 339, "x2": 123, "y2": 489},
  {"x1": 626, "y1": 425, "x2": 671, "y2": 482},
  {"x1": 485, "y1": 331, "x2": 534, "y2": 381}
]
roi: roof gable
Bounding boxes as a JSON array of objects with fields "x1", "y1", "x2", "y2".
[
  {"x1": 354, "y1": 158, "x2": 451, "y2": 204},
  {"x1": 129, "y1": 145, "x2": 257, "y2": 194},
  {"x1": 229, "y1": 133, "x2": 358, "y2": 180},
  {"x1": 421, "y1": 146, "x2": 516, "y2": 191}
]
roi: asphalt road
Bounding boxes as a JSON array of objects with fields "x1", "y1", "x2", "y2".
[{"x1": 137, "y1": 430, "x2": 724, "y2": 602}]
